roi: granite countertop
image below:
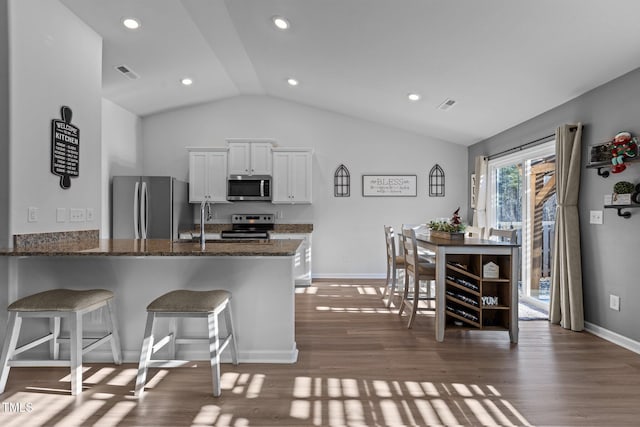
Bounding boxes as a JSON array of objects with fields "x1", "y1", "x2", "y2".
[{"x1": 0, "y1": 238, "x2": 303, "y2": 257}]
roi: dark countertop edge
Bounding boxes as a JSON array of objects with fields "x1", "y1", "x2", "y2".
[{"x1": 0, "y1": 239, "x2": 303, "y2": 257}]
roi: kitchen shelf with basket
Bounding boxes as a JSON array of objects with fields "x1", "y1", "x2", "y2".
[{"x1": 444, "y1": 253, "x2": 512, "y2": 331}]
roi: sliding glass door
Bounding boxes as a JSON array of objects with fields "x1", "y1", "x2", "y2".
[{"x1": 487, "y1": 141, "x2": 555, "y2": 310}]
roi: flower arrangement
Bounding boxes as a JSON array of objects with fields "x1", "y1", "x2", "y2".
[{"x1": 428, "y1": 208, "x2": 466, "y2": 233}]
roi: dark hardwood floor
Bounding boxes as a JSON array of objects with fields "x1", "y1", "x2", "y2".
[{"x1": 1, "y1": 279, "x2": 639, "y2": 426}]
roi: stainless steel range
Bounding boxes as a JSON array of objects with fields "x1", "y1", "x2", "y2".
[{"x1": 220, "y1": 214, "x2": 275, "y2": 239}]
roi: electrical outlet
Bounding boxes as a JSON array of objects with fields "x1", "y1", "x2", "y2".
[
  {"x1": 56, "y1": 208, "x2": 67, "y2": 223},
  {"x1": 28, "y1": 207, "x2": 39, "y2": 222},
  {"x1": 590, "y1": 210, "x2": 603, "y2": 225},
  {"x1": 610, "y1": 294, "x2": 620, "y2": 311},
  {"x1": 86, "y1": 208, "x2": 94, "y2": 221},
  {"x1": 70, "y1": 208, "x2": 86, "y2": 222}
]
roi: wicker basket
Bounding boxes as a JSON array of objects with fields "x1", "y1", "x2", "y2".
[{"x1": 430, "y1": 230, "x2": 465, "y2": 240}]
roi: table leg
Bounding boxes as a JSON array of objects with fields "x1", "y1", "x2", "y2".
[{"x1": 436, "y1": 246, "x2": 446, "y2": 342}]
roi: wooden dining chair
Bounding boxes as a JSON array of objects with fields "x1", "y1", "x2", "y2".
[
  {"x1": 465, "y1": 226, "x2": 485, "y2": 239},
  {"x1": 488, "y1": 227, "x2": 518, "y2": 243},
  {"x1": 399, "y1": 228, "x2": 436, "y2": 328},
  {"x1": 382, "y1": 226, "x2": 405, "y2": 308},
  {"x1": 401, "y1": 223, "x2": 435, "y2": 262}
]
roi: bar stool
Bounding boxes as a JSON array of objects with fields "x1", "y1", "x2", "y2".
[
  {"x1": 135, "y1": 289, "x2": 238, "y2": 398},
  {"x1": 0, "y1": 289, "x2": 122, "y2": 395}
]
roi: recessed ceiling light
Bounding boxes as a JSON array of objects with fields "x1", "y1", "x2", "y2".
[
  {"x1": 122, "y1": 18, "x2": 141, "y2": 30},
  {"x1": 408, "y1": 93, "x2": 421, "y2": 101},
  {"x1": 272, "y1": 16, "x2": 290, "y2": 30},
  {"x1": 287, "y1": 78, "x2": 299, "y2": 86},
  {"x1": 181, "y1": 78, "x2": 193, "y2": 86}
]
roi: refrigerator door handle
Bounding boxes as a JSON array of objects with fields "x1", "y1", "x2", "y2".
[
  {"x1": 141, "y1": 181, "x2": 149, "y2": 239},
  {"x1": 133, "y1": 181, "x2": 140, "y2": 239}
]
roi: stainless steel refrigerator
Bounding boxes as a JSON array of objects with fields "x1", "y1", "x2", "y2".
[{"x1": 112, "y1": 176, "x2": 190, "y2": 239}]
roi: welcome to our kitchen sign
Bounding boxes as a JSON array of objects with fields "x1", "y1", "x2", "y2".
[
  {"x1": 362, "y1": 175, "x2": 417, "y2": 197},
  {"x1": 51, "y1": 106, "x2": 79, "y2": 189}
]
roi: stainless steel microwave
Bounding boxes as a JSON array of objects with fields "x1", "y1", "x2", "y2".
[{"x1": 227, "y1": 175, "x2": 271, "y2": 201}]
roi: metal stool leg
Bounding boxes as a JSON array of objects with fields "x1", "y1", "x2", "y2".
[
  {"x1": 224, "y1": 302, "x2": 239, "y2": 365},
  {"x1": 208, "y1": 311, "x2": 222, "y2": 397},
  {"x1": 135, "y1": 312, "x2": 156, "y2": 397},
  {"x1": 0, "y1": 312, "x2": 22, "y2": 394},
  {"x1": 69, "y1": 311, "x2": 83, "y2": 395},
  {"x1": 106, "y1": 299, "x2": 123, "y2": 365},
  {"x1": 50, "y1": 317, "x2": 61, "y2": 359},
  {"x1": 168, "y1": 318, "x2": 178, "y2": 359}
]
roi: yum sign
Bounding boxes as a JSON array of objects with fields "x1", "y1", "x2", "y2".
[{"x1": 481, "y1": 296, "x2": 499, "y2": 306}]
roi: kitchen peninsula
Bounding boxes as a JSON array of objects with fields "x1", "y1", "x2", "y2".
[{"x1": 1, "y1": 231, "x2": 303, "y2": 364}]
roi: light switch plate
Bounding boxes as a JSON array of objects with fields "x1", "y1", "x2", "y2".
[
  {"x1": 86, "y1": 208, "x2": 94, "y2": 221},
  {"x1": 590, "y1": 210, "x2": 603, "y2": 224},
  {"x1": 610, "y1": 294, "x2": 620, "y2": 311},
  {"x1": 56, "y1": 208, "x2": 67, "y2": 222},
  {"x1": 70, "y1": 208, "x2": 85, "y2": 222},
  {"x1": 28, "y1": 207, "x2": 38, "y2": 223}
]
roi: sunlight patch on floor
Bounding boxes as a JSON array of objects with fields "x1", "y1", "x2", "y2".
[{"x1": 287, "y1": 377, "x2": 533, "y2": 426}]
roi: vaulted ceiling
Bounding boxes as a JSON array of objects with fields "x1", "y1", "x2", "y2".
[{"x1": 60, "y1": 0, "x2": 640, "y2": 146}]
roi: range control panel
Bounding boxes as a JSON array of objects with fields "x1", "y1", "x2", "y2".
[{"x1": 231, "y1": 214, "x2": 275, "y2": 225}]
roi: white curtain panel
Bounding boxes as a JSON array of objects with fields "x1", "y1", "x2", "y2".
[
  {"x1": 472, "y1": 155, "x2": 488, "y2": 230},
  {"x1": 550, "y1": 123, "x2": 584, "y2": 331}
]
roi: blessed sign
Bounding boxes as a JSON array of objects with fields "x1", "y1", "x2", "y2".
[
  {"x1": 51, "y1": 106, "x2": 79, "y2": 189},
  {"x1": 362, "y1": 175, "x2": 417, "y2": 197}
]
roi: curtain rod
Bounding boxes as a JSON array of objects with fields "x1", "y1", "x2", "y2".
[{"x1": 487, "y1": 126, "x2": 577, "y2": 161}]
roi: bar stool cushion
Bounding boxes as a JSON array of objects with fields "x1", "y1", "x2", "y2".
[
  {"x1": 8, "y1": 289, "x2": 114, "y2": 312},
  {"x1": 147, "y1": 290, "x2": 231, "y2": 313}
]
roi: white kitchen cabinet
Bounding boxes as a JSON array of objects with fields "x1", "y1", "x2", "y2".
[
  {"x1": 270, "y1": 233, "x2": 312, "y2": 287},
  {"x1": 227, "y1": 139, "x2": 273, "y2": 176},
  {"x1": 272, "y1": 148, "x2": 312, "y2": 204},
  {"x1": 188, "y1": 148, "x2": 229, "y2": 203}
]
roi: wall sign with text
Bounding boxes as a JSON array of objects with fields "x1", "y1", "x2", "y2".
[
  {"x1": 51, "y1": 106, "x2": 79, "y2": 189},
  {"x1": 362, "y1": 175, "x2": 417, "y2": 197}
]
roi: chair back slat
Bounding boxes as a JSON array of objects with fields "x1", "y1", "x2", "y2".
[
  {"x1": 384, "y1": 226, "x2": 398, "y2": 266},
  {"x1": 488, "y1": 227, "x2": 517, "y2": 243}
]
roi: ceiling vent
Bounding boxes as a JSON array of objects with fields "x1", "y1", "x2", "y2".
[
  {"x1": 437, "y1": 98, "x2": 456, "y2": 111},
  {"x1": 115, "y1": 64, "x2": 140, "y2": 80}
]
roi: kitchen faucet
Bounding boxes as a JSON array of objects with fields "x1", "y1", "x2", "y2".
[{"x1": 200, "y1": 200, "x2": 212, "y2": 250}]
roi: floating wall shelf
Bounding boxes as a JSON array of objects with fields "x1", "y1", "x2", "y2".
[
  {"x1": 604, "y1": 203, "x2": 640, "y2": 218},
  {"x1": 586, "y1": 157, "x2": 640, "y2": 178}
]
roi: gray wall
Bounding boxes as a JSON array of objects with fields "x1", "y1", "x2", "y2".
[
  {"x1": 468, "y1": 67, "x2": 640, "y2": 342},
  {"x1": 0, "y1": 0, "x2": 9, "y2": 340},
  {"x1": 0, "y1": 0, "x2": 8, "y2": 248}
]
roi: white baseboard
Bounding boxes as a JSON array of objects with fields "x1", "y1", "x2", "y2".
[
  {"x1": 312, "y1": 273, "x2": 385, "y2": 280},
  {"x1": 584, "y1": 321, "x2": 640, "y2": 355}
]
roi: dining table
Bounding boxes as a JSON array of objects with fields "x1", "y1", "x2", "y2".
[{"x1": 415, "y1": 232, "x2": 520, "y2": 343}]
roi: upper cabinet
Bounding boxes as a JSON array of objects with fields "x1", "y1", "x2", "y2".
[
  {"x1": 188, "y1": 148, "x2": 228, "y2": 203},
  {"x1": 272, "y1": 148, "x2": 313, "y2": 204},
  {"x1": 227, "y1": 139, "x2": 274, "y2": 176}
]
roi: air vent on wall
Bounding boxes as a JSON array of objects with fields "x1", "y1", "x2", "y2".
[
  {"x1": 115, "y1": 64, "x2": 140, "y2": 80},
  {"x1": 437, "y1": 98, "x2": 456, "y2": 111}
]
